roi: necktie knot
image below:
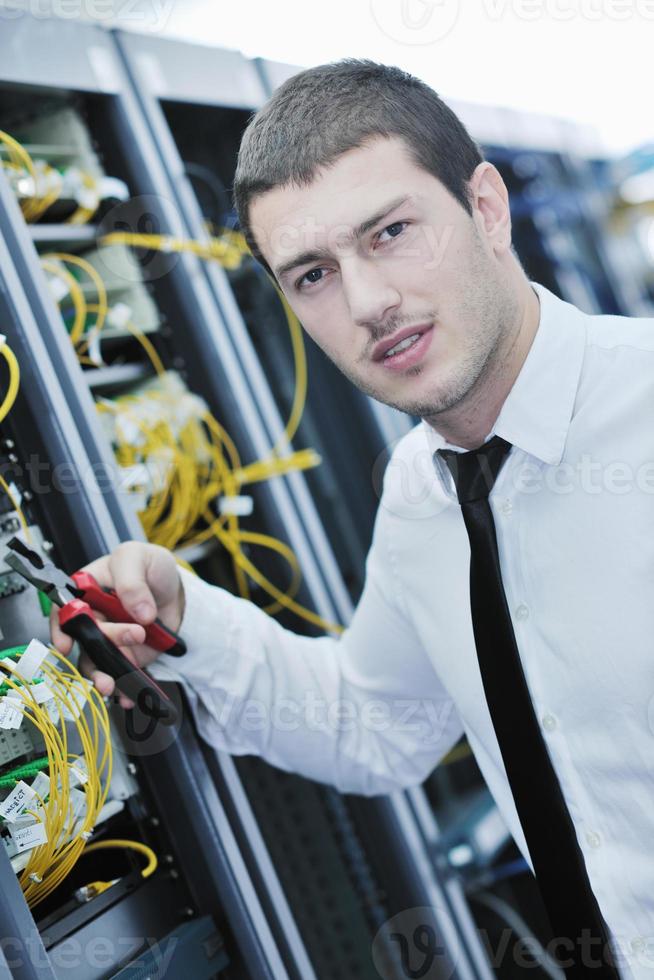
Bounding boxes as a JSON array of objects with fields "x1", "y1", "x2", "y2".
[{"x1": 436, "y1": 434, "x2": 512, "y2": 505}]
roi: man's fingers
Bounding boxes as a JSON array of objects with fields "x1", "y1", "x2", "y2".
[
  {"x1": 107, "y1": 542, "x2": 158, "y2": 625},
  {"x1": 76, "y1": 627, "x2": 143, "y2": 663},
  {"x1": 78, "y1": 554, "x2": 114, "y2": 586},
  {"x1": 49, "y1": 609, "x2": 72, "y2": 655},
  {"x1": 76, "y1": 622, "x2": 145, "y2": 698},
  {"x1": 82, "y1": 620, "x2": 146, "y2": 651},
  {"x1": 79, "y1": 661, "x2": 134, "y2": 709}
]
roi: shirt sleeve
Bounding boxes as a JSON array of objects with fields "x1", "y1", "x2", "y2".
[{"x1": 150, "y1": 504, "x2": 464, "y2": 796}]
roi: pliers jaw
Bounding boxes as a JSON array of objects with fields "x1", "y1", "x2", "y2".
[
  {"x1": 2, "y1": 536, "x2": 180, "y2": 726},
  {"x1": 3, "y1": 536, "x2": 79, "y2": 606}
]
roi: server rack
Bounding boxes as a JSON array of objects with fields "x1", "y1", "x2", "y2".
[
  {"x1": 0, "y1": 14, "x2": 308, "y2": 979},
  {"x1": 451, "y1": 98, "x2": 654, "y2": 318},
  {"x1": 0, "y1": 204, "x2": 291, "y2": 976}
]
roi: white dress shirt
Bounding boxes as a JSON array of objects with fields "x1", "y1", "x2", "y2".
[{"x1": 153, "y1": 281, "x2": 654, "y2": 977}]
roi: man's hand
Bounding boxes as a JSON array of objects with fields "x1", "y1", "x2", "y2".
[{"x1": 49, "y1": 541, "x2": 185, "y2": 709}]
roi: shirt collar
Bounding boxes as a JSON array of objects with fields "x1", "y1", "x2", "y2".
[{"x1": 423, "y1": 281, "x2": 587, "y2": 467}]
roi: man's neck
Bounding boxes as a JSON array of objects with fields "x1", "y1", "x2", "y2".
[{"x1": 426, "y1": 284, "x2": 541, "y2": 451}]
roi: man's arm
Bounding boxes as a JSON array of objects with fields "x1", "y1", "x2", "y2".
[{"x1": 151, "y1": 504, "x2": 464, "y2": 796}]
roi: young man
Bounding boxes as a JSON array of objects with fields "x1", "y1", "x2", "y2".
[{"x1": 51, "y1": 61, "x2": 654, "y2": 977}]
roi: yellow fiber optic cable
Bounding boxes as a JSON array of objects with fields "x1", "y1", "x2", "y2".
[
  {"x1": 47, "y1": 239, "x2": 336, "y2": 631},
  {"x1": 42, "y1": 253, "x2": 108, "y2": 342},
  {"x1": 0, "y1": 475, "x2": 30, "y2": 541},
  {"x1": 39, "y1": 259, "x2": 87, "y2": 345},
  {"x1": 0, "y1": 648, "x2": 111, "y2": 906},
  {"x1": 0, "y1": 341, "x2": 20, "y2": 424},
  {"x1": 82, "y1": 838, "x2": 157, "y2": 877}
]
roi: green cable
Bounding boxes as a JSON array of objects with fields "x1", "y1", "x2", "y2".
[
  {"x1": 0, "y1": 756, "x2": 49, "y2": 789},
  {"x1": 0, "y1": 645, "x2": 26, "y2": 661},
  {"x1": 0, "y1": 677, "x2": 43, "y2": 697},
  {"x1": 38, "y1": 591, "x2": 52, "y2": 617}
]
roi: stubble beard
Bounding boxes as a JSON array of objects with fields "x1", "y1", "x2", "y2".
[{"x1": 339, "y1": 250, "x2": 517, "y2": 421}]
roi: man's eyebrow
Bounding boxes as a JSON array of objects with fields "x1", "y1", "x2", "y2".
[
  {"x1": 353, "y1": 194, "x2": 412, "y2": 240},
  {"x1": 275, "y1": 248, "x2": 332, "y2": 286},
  {"x1": 274, "y1": 194, "x2": 413, "y2": 284}
]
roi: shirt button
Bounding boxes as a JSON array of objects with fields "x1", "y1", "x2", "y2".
[
  {"x1": 515, "y1": 604, "x2": 530, "y2": 621},
  {"x1": 585, "y1": 830, "x2": 602, "y2": 849},
  {"x1": 631, "y1": 937, "x2": 646, "y2": 954},
  {"x1": 500, "y1": 499, "x2": 513, "y2": 516},
  {"x1": 541, "y1": 713, "x2": 557, "y2": 732}
]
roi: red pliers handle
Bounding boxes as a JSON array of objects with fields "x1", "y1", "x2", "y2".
[
  {"x1": 59, "y1": 600, "x2": 178, "y2": 726},
  {"x1": 72, "y1": 571, "x2": 186, "y2": 657}
]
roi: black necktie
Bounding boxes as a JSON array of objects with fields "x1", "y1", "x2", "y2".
[{"x1": 437, "y1": 435, "x2": 619, "y2": 979}]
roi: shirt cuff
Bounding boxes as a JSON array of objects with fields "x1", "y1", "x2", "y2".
[{"x1": 149, "y1": 565, "x2": 237, "y2": 686}]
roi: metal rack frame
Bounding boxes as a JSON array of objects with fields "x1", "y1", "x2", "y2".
[{"x1": 0, "y1": 15, "x2": 305, "y2": 978}]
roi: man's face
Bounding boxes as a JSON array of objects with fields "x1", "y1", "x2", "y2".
[{"x1": 249, "y1": 135, "x2": 519, "y2": 420}]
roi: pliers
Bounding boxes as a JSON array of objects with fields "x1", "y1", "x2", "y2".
[{"x1": 4, "y1": 537, "x2": 186, "y2": 727}]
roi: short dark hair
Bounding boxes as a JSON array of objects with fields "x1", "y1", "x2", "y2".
[{"x1": 233, "y1": 58, "x2": 484, "y2": 277}]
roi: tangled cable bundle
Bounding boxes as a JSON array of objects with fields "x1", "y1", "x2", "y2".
[
  {"x1": 0, "y1": 641, "x2": 112, "y2": 906},
  {"x1": 0, "y1": 130, "x2": 101, "y2": 225},
  {"x1": 1, "y1": 130, "x2": 341, "y2": 632}
]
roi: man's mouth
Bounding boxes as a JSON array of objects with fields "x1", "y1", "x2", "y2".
[
  {"x1": 383, "y1": 332, "x2": 423, "y2": 358},
  {"x1": 372, "y1": 323, "x2": 435, "y2": 371},
  {"x1": 372, "y1": 323, "x2": 433, "y2": 361}
]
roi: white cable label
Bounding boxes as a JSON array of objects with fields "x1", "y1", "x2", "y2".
[
  {"x1": 30, "y1": 683, "x2": 55, "y2": 706},
  {"x1": 0, "y1": 781, "x2": 36, "y2": 823},
  {"x1": 15, "y1": 640, "x2": 50, "y2": 682},
  {"x1": 10, "y1": 821, "x2": 48, "y2": 852},
  {"x1": 68, "y1": 788, "x2": 87, "y2": 819},
  {"x1": 30, "y1": 772, "x2": 50, "y2": 802},
  {"x1": 14, "y1": 799, "x2": 46, "y2": 828},
  {"x1": 0, "y1": 697, "x2": 23, "y2": 730},
  {"x1": 69, "y1": 760, "x2": 88, "y2": 787}
]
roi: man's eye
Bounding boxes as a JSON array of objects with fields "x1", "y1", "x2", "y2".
[
  {"x1": 377, "y1": 221, "x2": 407, "y2": 244},
  {"x1": 298, "y1": 268, "x2": 324, "y2": 289}
]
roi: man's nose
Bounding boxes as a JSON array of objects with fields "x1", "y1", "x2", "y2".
[{"x1": 341, "y1": 258, "x2": 401, "y2": 328}]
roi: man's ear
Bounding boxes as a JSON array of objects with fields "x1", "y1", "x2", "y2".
[{"x1": 467, "y1": 162, "x2": 512, "y2": 256}]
